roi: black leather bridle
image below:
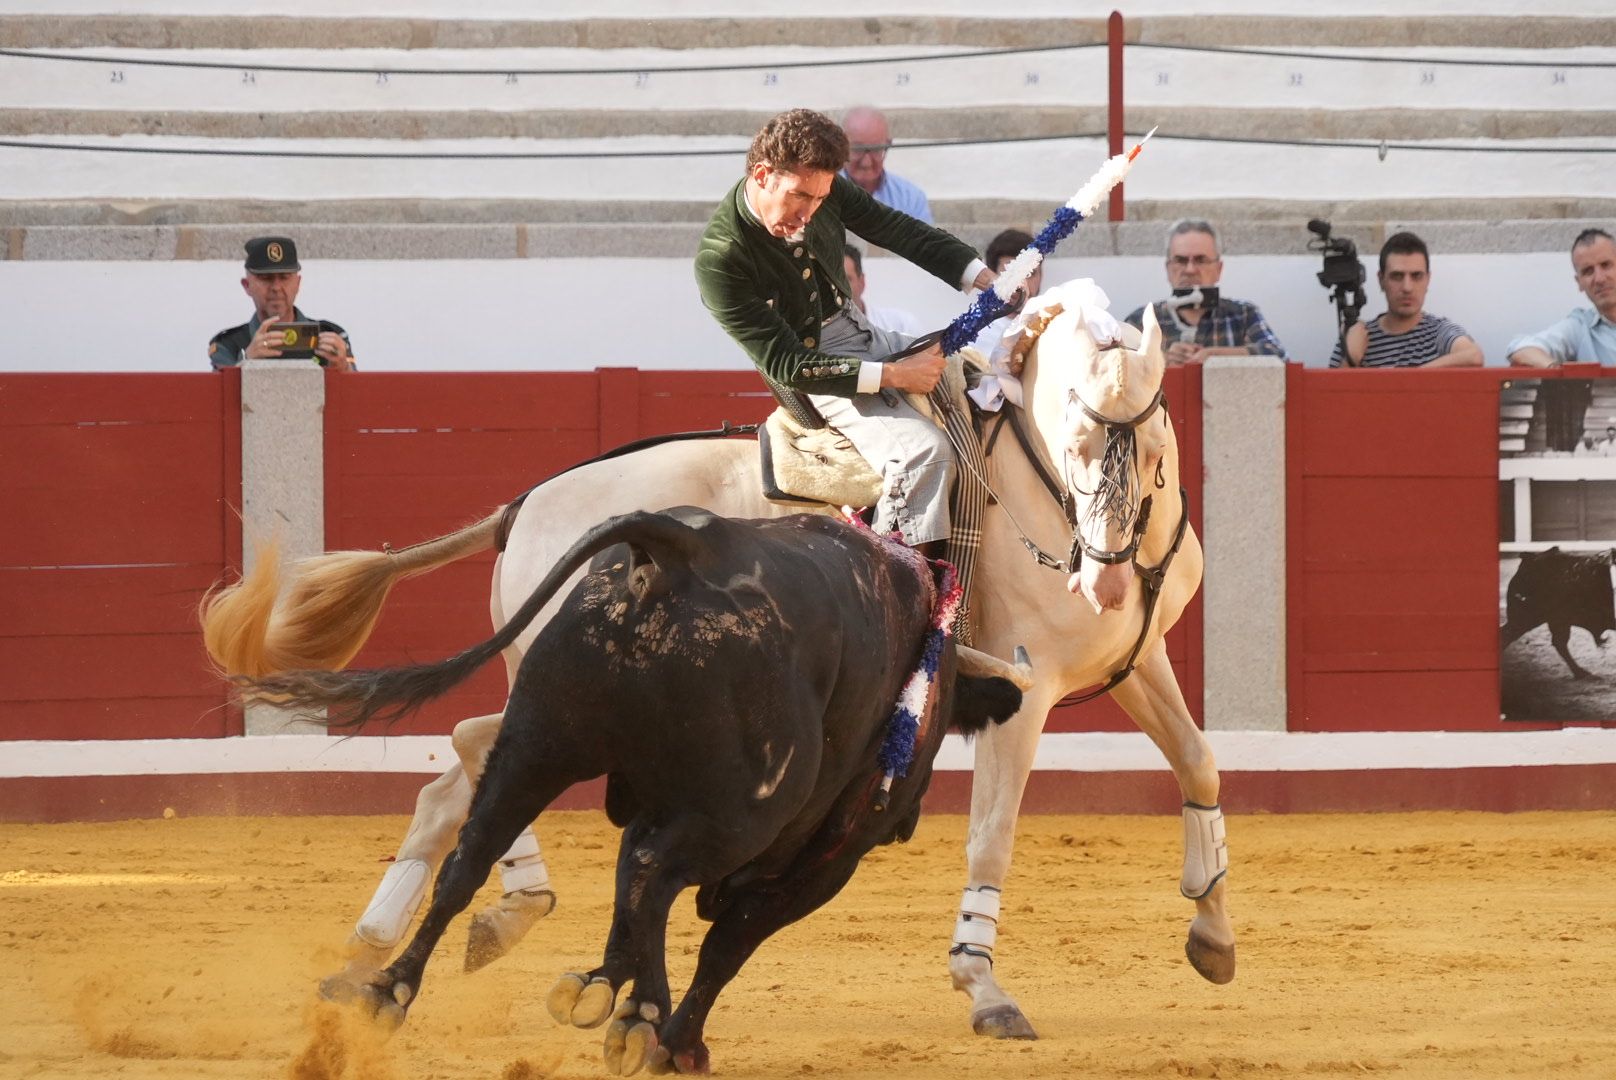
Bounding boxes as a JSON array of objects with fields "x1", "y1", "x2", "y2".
[{"x1": 986, "y1": 382, "x2": 1191, "y2": 705}]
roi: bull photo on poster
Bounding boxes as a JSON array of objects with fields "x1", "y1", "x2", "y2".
[{"x1": 1498, "y1": 378, "x2": 1616, "y2": 721}]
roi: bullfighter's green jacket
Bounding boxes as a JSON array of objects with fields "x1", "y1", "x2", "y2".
[{"x1": 695, "y1": 174, "x2": 979, "y2": 399}]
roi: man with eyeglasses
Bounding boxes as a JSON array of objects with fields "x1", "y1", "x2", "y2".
[
  {"x1": 1124, "y1": 219, "x2": 1288, "y2": 365},
  {"x1": 841, "y1": 106, "x2": 934, "y2": 224}
]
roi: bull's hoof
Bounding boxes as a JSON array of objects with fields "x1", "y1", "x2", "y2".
[
  {"x1": 352, "y1": 981, "x2": 409, "y2": 1033},
  {"x1": 605, "y1": 1017, "x2": 659, "y2": 1077},
  {"x1": 647, "y1": 1042, "x2": 710, "y2": 1075},
  {"x1": 548, "y1": 973, "x2": 616, "y2": 1029},
  {"x1": 971, "y1": 1004, "x2": 1038, "y2": 1040},
  {"x1": 1185, "y1": 928, "x2": 1237, "y2": 985},
  {"x1": 320, "y1": 974, "x2": 408, "y2": 1033}
]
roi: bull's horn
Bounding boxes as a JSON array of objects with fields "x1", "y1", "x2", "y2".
[{"x1": 957, "y1": 644, "x2": 1035, "y2": 691}]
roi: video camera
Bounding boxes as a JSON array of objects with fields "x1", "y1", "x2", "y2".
[{"x1": 1306, "y1": 219, "x2": 1367, "y2": 363}]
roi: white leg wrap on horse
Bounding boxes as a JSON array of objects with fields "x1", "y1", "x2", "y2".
[
  {"x1": 950, "y1": 885, "x2": 1001, "y2": 964},
  {"x1": 1180, "y1": 802, "x2": 1229, "y2": 900},
  {"x1": 496, "y1": 828, "x2": 551, "y2": 895},
  {"x1": 354, "y1": 858, "x2": 430, "y2": 949}
]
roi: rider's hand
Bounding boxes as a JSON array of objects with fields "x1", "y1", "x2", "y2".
[
  {"x1": 971, "y1": 267, "x2": 998, "y2": 292},
  {"x1": 880, "y1": 342, "x2": 946, "y2": 394}
]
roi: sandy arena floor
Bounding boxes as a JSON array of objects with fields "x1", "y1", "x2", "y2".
[{"x1": 2, "y1": 808, "x2": 1613, "y2": 1080}]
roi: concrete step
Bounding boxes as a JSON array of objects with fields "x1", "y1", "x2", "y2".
[
  {"x1": 5, "y1": 105, "x2": 1612, "y2": 142},
  {"x1": 5, "y1": 216, "x2": 1608, "y2": 262},
  {"x1": 4, "y1": 14, "x2": 1611, "y2": 50}
]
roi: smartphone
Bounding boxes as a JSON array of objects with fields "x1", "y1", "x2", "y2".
[{"x1": 272, "y1": 321, "x2": 322, "y2": 360}]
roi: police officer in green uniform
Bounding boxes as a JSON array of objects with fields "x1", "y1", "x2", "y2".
[
  {"x1": 695, "y1": 108, "x2": 996, "y2": 553},
  {"x1": 209, "y1": 236, "x2": 356, "y2": 371}
]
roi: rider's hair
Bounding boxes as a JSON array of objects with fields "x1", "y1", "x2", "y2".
[
  {"x1": 1164, "y1": 219, "x2": 1219, "y2": 259},
  {"x1": 986, "y1": 229, "x2": 1034, "y2": 272},
  {"x1": 1378, "y1": 231, "x2": 1430, "y2": 275},
  {"x1": 747, "y1": 109, "x2": 851, "y2": 175},
  {"x1": 1572, "y1": 227, "x2": 1613, "y2": 254}
]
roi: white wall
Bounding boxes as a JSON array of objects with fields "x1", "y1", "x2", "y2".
[{"x1": 0, "y1": 249, "x2": 1589, "y2": 373}]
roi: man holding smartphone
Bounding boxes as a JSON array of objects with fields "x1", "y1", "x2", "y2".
[{"x1": 208, "y1": 236, "x2": 356, "y2": 371}]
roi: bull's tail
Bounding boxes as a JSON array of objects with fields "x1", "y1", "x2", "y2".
[
  {"x1": 232, "y1": 511, "x2": 705, "y2": 729},
  {"x1": 200, "y1": 509, "x2": 505, "y2": 678}
]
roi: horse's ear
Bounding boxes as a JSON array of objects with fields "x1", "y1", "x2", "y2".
[
  {"x1": 1133, "y1": 303, "x2": 1166, "y2": 385},
  {"x1": 1135, "y1": 303, "x2": 1163, "y2": 365}
]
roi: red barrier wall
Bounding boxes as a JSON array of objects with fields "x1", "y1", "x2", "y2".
[
  {"x1": 321, "y1": 370, "x2": 781, "y2": 735},
  {"x1": 1285, "y1": 365, "x2": 1610, "y2": 732},
  {"x1": 0, "y1": 372, "x2": 241, "y2": 740},
  {"x1": 320, "y1": 367, "x2": 1204, "y2": 737}
]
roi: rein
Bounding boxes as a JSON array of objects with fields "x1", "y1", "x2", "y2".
[{"x1": 973, "y1": 389, "x2": 1191, "y2": 705}]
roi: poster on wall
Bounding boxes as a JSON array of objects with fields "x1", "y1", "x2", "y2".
[{"x1": 1498, "y1": 378, "x2": 1616, "y2": 721}]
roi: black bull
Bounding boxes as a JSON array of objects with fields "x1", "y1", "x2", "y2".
[
  {"x1": 238, "y1": 508, "x2": 1022, "y2": 1073},
  {"x1": 1501, "y1": 546, "x2": 1616, "y2": 679}
]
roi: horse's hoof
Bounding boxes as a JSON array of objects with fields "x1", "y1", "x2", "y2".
[
  {"x1": 1185, "y1": 928, "x2": 1237, "y2": 985},
  {"x1": 972, "y1": 1003, "x2": 1038, "y2": 1040},
  {"x1": 605, "y1": 1018, "x2": 658, "y2": 1077},
  {"x1": 317, "y1": 973, "x2": 358, "y2": 1004},
  {"x1": 464, "y1": 912, "x2": 503, "y2": 974}
]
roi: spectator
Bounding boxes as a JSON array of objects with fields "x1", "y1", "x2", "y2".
[
  {"x1": 1507, "y1": 228, "x2": 1616, "y2": 367},
  {"x1": 209, "y1": 236, "x2": 356, "y2": 371},
  {"x1": 970, "y1": 228, "x2": 1043, "y2": 353},
  {"x1": 840, "y1": 106, "x2": 933, "y2": 224},
  {"x1": 1124, "y1": 219, "x2": 1288, "y2": 365},
  {"x1": 1331, "y1": 231, "x2": 1482, "y2": 368},
  {"x1": 843, "y1": 243, "x2": 925, "y2": 335},
  {"x1": 695, "y1": 108, "x2": 994, "y2": 555},
  {"x1": 985, "y1": 228, "x2": 1044, "y2": 299}
]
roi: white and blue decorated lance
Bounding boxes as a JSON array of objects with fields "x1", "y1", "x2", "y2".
[{"x1": 938, "y1": 128, "x2": 1158, "y2": 356}]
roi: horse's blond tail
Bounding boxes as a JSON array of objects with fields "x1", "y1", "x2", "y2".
[{"x1": 199, "y1": 508, "x2": 505, "y2": 678}]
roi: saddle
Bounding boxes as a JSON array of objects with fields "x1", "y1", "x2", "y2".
[{"x1": 757, "y1": 350, "x2": 985, "y2": 508}]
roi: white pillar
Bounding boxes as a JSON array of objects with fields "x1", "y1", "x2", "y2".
[
  {"x1": 1200, "y1": 355, "x2": 1287, "y2": 732},
  {"x1": 1513, "y1": 476, "x2": 1532, "y2": 545},
  {"x1": 239, "y1": 361, "x2": 327, "y2": 735}
]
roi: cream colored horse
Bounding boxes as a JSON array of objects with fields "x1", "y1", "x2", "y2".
[{"x1": 202, "y1": 301, "x2": 1233, "y2": 1039}]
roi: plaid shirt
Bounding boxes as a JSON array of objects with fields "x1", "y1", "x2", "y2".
[{"x1": 1124, "y1": 297, "x2": 1288, "y2": 359}]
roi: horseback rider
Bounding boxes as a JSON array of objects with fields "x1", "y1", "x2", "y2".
[{"x1": 695, "y1": 108, "x2": 999, "y2": 557}]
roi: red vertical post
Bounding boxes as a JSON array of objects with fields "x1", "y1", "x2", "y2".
[{"x1": 1107, "y1": 9, "x2": 1125, "y2": 222}]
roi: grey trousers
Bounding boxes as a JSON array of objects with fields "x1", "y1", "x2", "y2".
[{"x1": 808, "y1": 306, "x2": 954, "y2": 546}]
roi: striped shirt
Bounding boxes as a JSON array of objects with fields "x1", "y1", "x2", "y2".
[{"x1": 1330, "y1": 312, "x2": 1468, "y2": 368}]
